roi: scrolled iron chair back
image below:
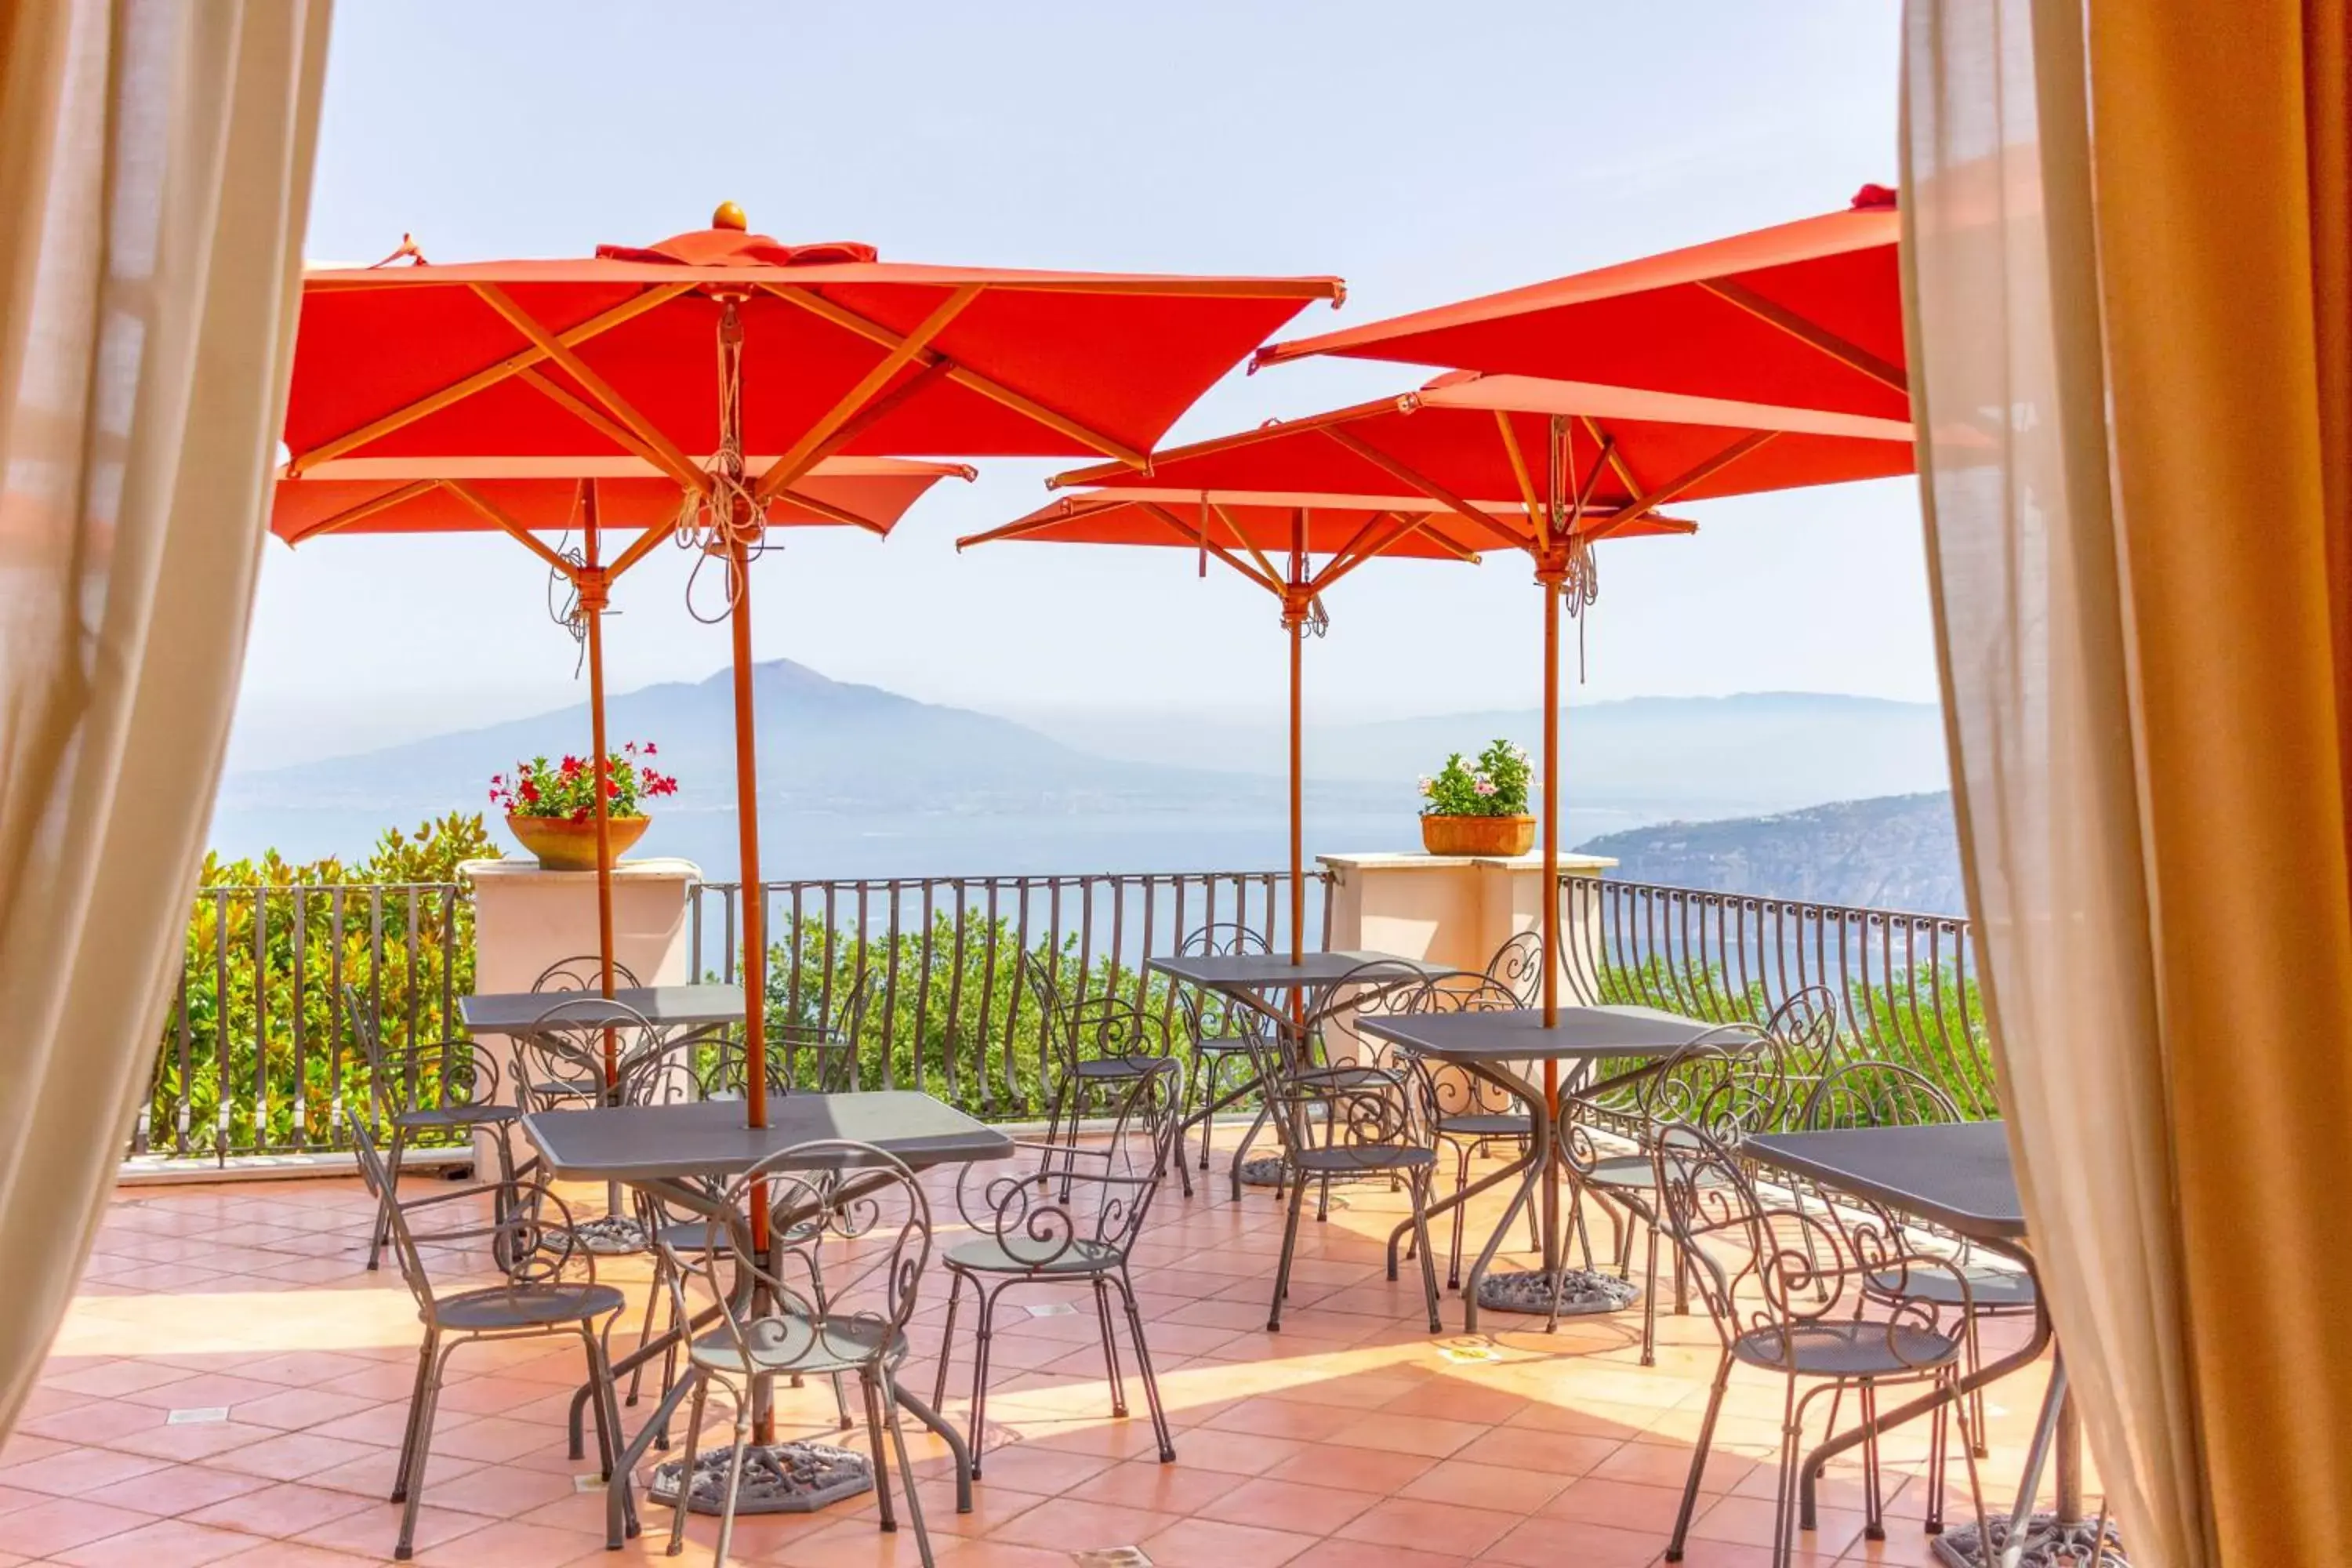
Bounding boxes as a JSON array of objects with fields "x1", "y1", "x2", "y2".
[
  {"x1": 1406, "y1": 971, "x2": 1526, "y2": 1120},
  {"x1": 1307, "y1": 957, "x2": 1432, "y2": 1073},
  {"x1": 1553, "y1": 1020, "x2": 1769, "y2": 1178},
  {"x1": 960, "y1": 1062, "x2": 1180, "y2": 1268},
  {"x1": 698, "y1": 970, "x2": 869, "y2": 1100},
  {"x1": 1798, "y1": 1058, "x2": 1961, "y2": 1133},
  {"x1": 347, "y1": 983, "x2": 502, "y2": 1123},
  {"x1": 1247, "y1": 960, "x2": 1428, "y2": 1159},
  {"x1": 1021, "y1": 951, "x2": 1080, "y2": 1078},
  {"x1": 1481, "y1": 930, "x2": 1547, "y2": 1008},
  {"x1": 662, "y1": 1141, "x2": 932, "y2": 1377},
  {"x1": 532, "y1": 953, "x2": 644, "y2": 993},
  {"x1": 615, "y1": 1026, "x2": 729, "y2": 1110},
  {"x1": 1760, "y1": 983, "x2": 1845, "y2": 1121},
  {"x1": 1172, "y1": 921, "x2": 1270, "y2": 1044},
  {"x1": 350, "y1": 1116, "x2": 586, "y2": 1308},
  {"x1": 1065, "y1": 993, "x2": 1174, "y2": 1073},
  {"x1": 1651, "y1": 1122, "x2": 1973, "y2": 1372},
  {"x1": 516, "y1": 995, "x2": 666, "y2": 1114}
]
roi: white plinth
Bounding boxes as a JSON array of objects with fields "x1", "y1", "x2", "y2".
[{"x1": 1319, "y1": 849, "x2": 1616, "y2": 1012}]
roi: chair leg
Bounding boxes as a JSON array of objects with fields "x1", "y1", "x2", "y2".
[
  {"x1": 1965, "y1": 1312, "x2": 1991, "y2": 1457},
  {"x1": 968, "y1": 1283, "x2": 1005, "y2": 1477},
  {"x1": 390, "y1": 1332, "x2": 436, "y2": 1504},
  {"x1": 1115, "y1": 1269, "x2": 1176, "y2": 1463},
  {"x1": 1446, "y1": 1142, "x2": 1471, "y2": 1290},
  {"x1": 1858, "y1": 1381, "x2": 1886, "y2": 1541},
  {"x1": 1091, "y1": 1276, "x2": 1130, "y2": 1417},
  {"x1": 878, "y1": 1369, "x2": 936, "y2": 1567},
  {"x1": 395, "y1": 1338, "x2": 459, "y2": 1561},
  {"x1": 1771, "y1": 1377, "x2": 1805, "y2": 1568},
  {"x1": 1666, "y1": 1352, "x2": 1733, "y2": 1563},
  {"x1": 369, "y1": 1126, "x2": 408, "y2": 1272},
  {"x1": 628, "y1": 1265, "x2": 663, "y2": 1406},
  {"x1": 666, "y1": 1373, "x2": 708, "y2": 1556},
  {"x1": 1269, "y1": 1171, "x2": 1308, "y2": 1330},
  {"x1": 712, "y1": 1393, "x2": 753, "y2": 1568},
  {"x1": 1408, "y1": 1170, "x2": 1443, "y2": 1334},
  {"x1": 1926, "y1": 1369, "x2": 1951, "y2": 1534},
  {"x1": 933, "y1": 1269, "x2": 964, "y2": 1410},
  {"x1": 1640, "y1": 1215, "x2": 1661, "y2": 1367},
  {"x1": 862, "y1": 1369, "x2": 898, "y2": 1534},
  {"x1": 1231, "y1": 1105, "x2": 1270, "y2": 1202}
]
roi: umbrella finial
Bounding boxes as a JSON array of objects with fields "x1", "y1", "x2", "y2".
[{"x1": 712, "y1": 201, "x2": 748, "y2": 231}]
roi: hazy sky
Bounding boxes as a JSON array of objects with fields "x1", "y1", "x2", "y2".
[{"x1": 235, "y1": 0, "x2": 1926, "y2": 770}]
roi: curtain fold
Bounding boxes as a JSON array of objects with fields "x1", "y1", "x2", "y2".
[
  {"x1": 0, "y1": 0, "x2": 331, "y2": 1436},
  {"x1": 1903, "y1": 2, "x2": 2352, "y2": 1563}
]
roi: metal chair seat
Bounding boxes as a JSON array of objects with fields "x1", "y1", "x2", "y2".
[
  {"x1": 1436, "y1": 1112, "x2": 1528, "y2": 1139},
  {"x1": 944, "y1": 1236, "x2": 1124, "y2": 1276},
  {"x1": 392, "y1": 1102, "x2": 520, "y2": 1132},
  {"x1": 687, "y1": 1315, "x2": 906, "y2": 1380},
  {"x1": 434, "y1": 1279, "x2": 627, "y2": 1334},
  {"x1": 1073, "y1": 1056, "x2": 1167, "y2": 1080},
  {"x1": 1868, "y1": 1262, "x2": 2038, "y2": 1311},
  {"x1": 1192, "y1": 1031, "x2": 1258, "y2": 1055},
  {"x1": 1731, "y1": 1319, "x2": 1962, "y2": 1377},
  {"x1": 1290, "y1": 1144, "x2": 1437, "y2": 1176}
]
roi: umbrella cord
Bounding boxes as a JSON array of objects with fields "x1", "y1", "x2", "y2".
[{"x1": 676, "y1": 300, "x2": 768, "y2": 623}]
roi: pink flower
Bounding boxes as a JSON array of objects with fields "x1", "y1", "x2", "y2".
[{"x1": 1474, "y1": 779, "x2": 1498, "y2": 797}]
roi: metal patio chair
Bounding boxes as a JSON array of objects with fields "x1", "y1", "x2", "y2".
[
  {"x1": 350, "y1": 1119, "x2": 629, "y2": 1560},
  {"x1": 1652, "y1": 1123, "x2": 1991, "y2": 1567},
  {"x1": 1025, "y1": 953, "x2": 1186, "y2": 1193},
  {"x1": 533, "y1": 953, "x2": 644, "y2": 993},
  {"x1": 655, "y1": 1141, "x2": 936, "y2": 1567},
  {"x1": 1171, "y1": 922, "x2": 1273, "y2": 1182},
  {"x1": 695, "y1": 967, "x2": 870, "y2": 1101},
  {"x1": 1405, "y1": 968, "x2": 1548, "y2": 1290},
  {"x1": 348, "y1": 984, "x2": 519, "y2": 1273},
  {"x1": 935, "y1": 1059, "x2": 1181, "y2": 1475},
  {"x1": 1799, "y1": 1058, "x2": 2040, "y2": 1500},
  {"x1": 1242, "y1": 960, "x2": 1443, "y2": 1332},
  {"x1": 1555, "y1": 1018, "x2": 1782, "y2": 1365}
]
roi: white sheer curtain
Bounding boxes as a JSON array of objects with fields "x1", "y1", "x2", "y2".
[
  {"x1": 1904, "y1": 2, "x2": 2352, "y2": 1563},
  {"x1": 0, "y1": 0, "x2": 330, "y2": 1434}
]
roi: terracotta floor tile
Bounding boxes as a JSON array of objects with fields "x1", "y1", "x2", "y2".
[
  {"x1": 187, "y1": 1479, "x2": 377, "y2": 1537},
  {"x1": 293, "y1": 1499, "x2": 488, "y2": 1558},
  {"x1": 47, "y1": 1517, "x2": 261, "y2": 1567},
  {"x1": 0, "y1": 1494, "x2": 158, "y2": 1556},
  {"x1": 961, "y1": 1441, "x2": 1112, "y2": 1494},
  {"x1": 1196, "y1": 1475, "x2": 1377, "y2": 1535},
  {"x1": 210, "y1": 1430, "x2": 390, "y2": 1483},
  {"x1": 1265, "y1": 1441, "x2": 1436, "y2": 1495},
  {"x1": 81, "y1": 1461, "x2": 272, "y2": 1516},
  {"x1": 411, "y1": 1515, "x2": 604, "y2": 1566},
  {"x1": 1287, "y1": 1534, "x2": 1475, "y2": 1568},
  {"x1": 1396, "y1": 1456, "x2": 1573, "y2": 1513},
  {"x1": 1333, "y1": 1495, "x2": 1522, "y2": 1558},
  {"x1": 1478, "y1": 1515, "x2": 1664, "y2": 1568},
  {"x1": 985, "y1": 1494, "x2": 1184, "y2": 1552},
  {"x1": 1142, "y1": 1514, "x2": 1321, "y2": 1567},
  {"x1": 1327, "y1": 1410, "x2": 1489, "y2": 1459},
  {"x1": 0, "y1": 1443, "x2": 167, "y2": 1497},
  {"x1": 1062, "y1": 1456, "x2": 1236, "y2": 1515}
]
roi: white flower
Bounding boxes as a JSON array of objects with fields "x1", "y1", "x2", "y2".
[
  {"x1": 1474, "y1": 779, "x2": 1498, "y2": 797},
  {"x1": 1416, "y1": 775, "x2": 1434, "y2": 797}
]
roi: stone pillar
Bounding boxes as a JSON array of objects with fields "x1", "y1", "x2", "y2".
[
  {"x1": 1319, "y1": 850, "x2": 1616, "y2": 1064},
  {"x1": 460, "y1": 857, "x2": 701, "y2": 1167}
]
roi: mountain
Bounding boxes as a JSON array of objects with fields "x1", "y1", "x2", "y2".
[
  {"x1": 1574, "y1": 790, "x2": 1962, "y2": 915},
  {"x1": 1023, "y1": 692, "x2": 1950, "y2": 823}
]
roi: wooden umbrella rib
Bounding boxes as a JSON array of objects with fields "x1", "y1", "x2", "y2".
[
  {"x1": 1576, "y1": 414, "x2": 1645, "y2": 501},
  {"x1": 288, "y1": 283, "x2": 691, "y2": 473},
  {"x1": 1051, "y1": 398, "x2": 1398, "y2": 489},
  {"x1": 773, "y1": 485, "x2": 888, "y2": 535},
  {"x1": 281, "y1": 477, "x2": 441, "y2": 543},
  {"x1": 1139, "y1": 502, "x2": 1284, "y2": 595},
  {"x1": 1696, "y1": 278, "x2": 1907, "y2": 392},
  {"x1": 751, "y1": 285, "x2": 983, "y2": 502},
  {"x1": 1614, "y1": 429, "x2": 1780, "y2": 516},
  {"x1": 441, "y1": 478, "x2": 581, "y2": 575},
  {"x1": 469, "y1": 282, "x2": 709, "y2": 492},
  {"x1": 1207, "y1": 501, "x2": 1289, "y2": 590},
  {"x1": 515, "y1": 368, "x2": 711, "y2": 496},
  {"x1": 1316, "y1": 425, "x2": 1534, "y2": 550},
  {"x1": 759, "y1": 282, "x2": 1149, "y2": 468}
]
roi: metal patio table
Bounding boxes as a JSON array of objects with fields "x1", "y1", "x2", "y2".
[
  {"x1": 1745, "y1": 1121, "x2": 2114, "y2": 1568},
  {"x1": 1145, "y1": 949, "x2": 1446, "y2": 1192},
  {"x1": 1358, "y1": 1005, "x2": 1733, "y2": 1330},
  {"x1": 463, "y1": 984, "x2": 749, "y2": 1250},
  {"x1": 522, "y1": 1091, "x2": 1014, "y2": 1550}
]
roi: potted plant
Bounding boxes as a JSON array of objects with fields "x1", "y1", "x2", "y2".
[
  {"x1": 489, "y1": 742, "x2": 680, "y2": 871},
  {"x1": 1417, "y1": 738, "x2": 1537, "y2": 856}
]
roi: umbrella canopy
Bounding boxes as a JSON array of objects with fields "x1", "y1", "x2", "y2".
[
  {"x1": 1253, "y1": 187, "x2": 1902, "y2": 420},
  {"x1": 964, "y1": 489, "x2": 1691, "y2": 968},
  {"x1": 278, "y1": 208, "x2": 1343, "y2": 1166}
]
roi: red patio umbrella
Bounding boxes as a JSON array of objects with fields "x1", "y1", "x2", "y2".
[
  {"x1": 956, "y1": 490, "x2": 1690, "y2": 968},
  {"x1": 1054, "y1": 372, "x2": 1914, "y2": 1103},
  {"x1": 278, "y1": 208, "x2": 1345, "y2": 1151},
  {"x1": 1254, "y1": 187, "x2": 1903, "y2": 419},
  {"x1": 269, "y1": 453, "x2": 971, "y2": 1048}
]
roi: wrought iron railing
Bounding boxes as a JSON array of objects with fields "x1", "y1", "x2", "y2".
[
  {"x1": 136, "y1": 866, "x2": 1995, "y2": 1165},
  {"x1": 1562, "y1": 876, "x2": 1996, "y2": 1117},
  {"x1": 686, "y1": 870, "x2": 1333, "y2": 1119},
  {"x1": 137, "y1": 881, "x2": 470, "y2": 1162}
]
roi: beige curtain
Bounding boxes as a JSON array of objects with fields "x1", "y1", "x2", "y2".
[
  {"x1": 0, "y1": 0, "x2": 331, "y2": 1436},
  {"x1": 1904, "y1": 2, "x2": 2352, "y2": 1564}
]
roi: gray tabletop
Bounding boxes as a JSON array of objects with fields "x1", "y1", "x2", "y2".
[
  {"x1": 1359, "y1": 1005, "x2": 1734, "y2": 1062},
  {"x1": 1745, "y1": 1121, "x2": 2024, "y2": 1242},
  {"x1": 1147, "y1": 950, "x2": 1445, "y2": 991},
  {"x1": 521, "y1": 1091, "x2": 1013, "y2": 1183},
  {"x1": 460, "y1": 984, "x2": 747, "y2": 1036}
]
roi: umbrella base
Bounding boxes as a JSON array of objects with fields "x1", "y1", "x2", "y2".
[
  {"x1": 1929, "y1": 1511, "x2": 2125, "y2": 1568},
  {"x1": 1238, "y1": 1157, "x2": 1287, "y2": 1188},
  {"x1": 1475, "y1": 1268, "x2": 1640, "y2": 1318},
  {"x1": 648, "y1": 1441, "x2": 873, "y2": 1515},
  {"x1": 570, "y1": 1214, "x2": 648, "y2": 1255}
]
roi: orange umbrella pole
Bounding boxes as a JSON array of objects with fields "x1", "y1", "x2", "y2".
[
  {"x1": 1287, "y1": 604, "x2": 1305, "y2": 968},
  {"x1": 728, "y1": 535, "x2": 768, "y2": 1130},
  {"x1": 582, "y1": 487, "x2": 621, "y2": 1096}
]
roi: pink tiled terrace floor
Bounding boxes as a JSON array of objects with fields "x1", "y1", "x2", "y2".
[{"x1": 15, "y1": 1154, "x2": 2074, "y2": 1566}]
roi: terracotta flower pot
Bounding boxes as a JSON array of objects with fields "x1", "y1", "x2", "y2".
[
  {"x1": 506, "y1": 813, "x2": 650, "y2": 871},
  {"x1": 1420, "y1": 813, "x2": 1537, "y2": 857}
]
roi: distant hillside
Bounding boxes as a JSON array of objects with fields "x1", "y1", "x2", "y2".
[{"x1": 1577, "y1": 790, "x2": 1962, "y2": 914}]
